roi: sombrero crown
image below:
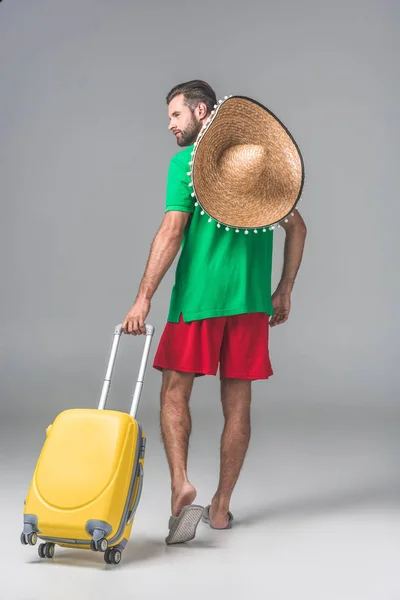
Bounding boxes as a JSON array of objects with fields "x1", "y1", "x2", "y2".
[{"x1": 188, "y1": 95, "x2": 304, "y2": 234}]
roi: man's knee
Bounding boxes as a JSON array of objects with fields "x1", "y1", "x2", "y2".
[
  {"x1": 161, "y1": 369, "x2": 194, "y2": 406},
  {"x1": 221, "y1": 378, "x2": 251, "y2": 416}
]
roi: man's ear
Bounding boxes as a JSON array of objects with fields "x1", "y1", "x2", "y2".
[{"x1": 195, "y1": 102, "x2": 208, "y2": 120}]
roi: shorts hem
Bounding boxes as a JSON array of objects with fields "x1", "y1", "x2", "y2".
[
  {"x1": 153, "y1": 361, "x2": 217, "y2": 377},
  {"x1": 219, "y1": 371, "x2": 273, "y2": 381}
]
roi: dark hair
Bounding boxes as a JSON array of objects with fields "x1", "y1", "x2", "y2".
[{"x1": 166, "y1": 80, "x2": 217, "y2": 115}]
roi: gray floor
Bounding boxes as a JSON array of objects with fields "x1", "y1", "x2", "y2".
[{"x1": 2, "y1": 401, "x2": 399, "y2": 600}]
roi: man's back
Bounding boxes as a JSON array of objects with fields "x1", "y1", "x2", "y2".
[{"x1": 166, "y1": 146, "x2": 275, "y2": 324}]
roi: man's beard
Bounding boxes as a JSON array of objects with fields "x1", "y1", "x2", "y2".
[{"x1": 176, "y1": 118, "x2": 202, "y2": 147}]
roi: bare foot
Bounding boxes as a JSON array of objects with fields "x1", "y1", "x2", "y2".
[
  {"x1": 172, "y1": 481, "x2": 197, "y2": 516},
  {"x1": 209, "y1": 499, "x2": 230, "y2": 529}
]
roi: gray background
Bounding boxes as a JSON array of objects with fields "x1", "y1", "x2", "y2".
[{"x1": 1, "y1": 1, "x2": 399, "y2": 599}]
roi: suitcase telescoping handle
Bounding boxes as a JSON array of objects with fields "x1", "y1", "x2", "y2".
[{"x1": 98, "y1": 323, "x2": 155, "y2": 418}]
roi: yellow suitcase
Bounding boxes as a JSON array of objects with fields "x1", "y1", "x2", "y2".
[{"x1": 21, "y1": 323, "x2": 155, "y2": 565}]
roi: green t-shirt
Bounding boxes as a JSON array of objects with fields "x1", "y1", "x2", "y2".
[{"x1": 165, "y1": 145, "x2": 274, "y2": 323}]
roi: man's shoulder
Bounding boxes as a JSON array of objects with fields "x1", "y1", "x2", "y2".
[{"x1": 169, "y1": 145, "x2": 194, "y2": 169}]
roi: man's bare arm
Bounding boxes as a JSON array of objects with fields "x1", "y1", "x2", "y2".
[
  {"x1": 277, "y1": 209, "x2": 307, "y2": 292},
  {"x1": 137, "y1": 211, "x2": 190, "y2": 300},
  {"x1": 122, "y1": 211, "x2": 191, "y2": 335},
  {"x1": 270, "y1": 209, "x2": 307, "y2": 327}
]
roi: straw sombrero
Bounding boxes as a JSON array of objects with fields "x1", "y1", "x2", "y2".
[{"x1": 188, "y1": 95, "x2": 304, "y2": 234}]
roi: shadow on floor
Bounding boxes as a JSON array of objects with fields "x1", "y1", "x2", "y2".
[
  {"x1": 235, "y1": 482, "x2": 400, "y2": 527},
  {"x1": 122, "y1": 536, "x2": 217, "y2": 564},
  {"x1": 26, "y1": 537, "x2": 166, "y2": 569},
  {"x1": 26, "y1": 535, "x2": 217, "y2": 569}
]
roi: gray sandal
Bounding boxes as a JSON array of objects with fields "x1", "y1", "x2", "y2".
[
  {"x1": 165, "y1": 504, "x2": 204, "y2": 545},
  {"x1": 202, "y1": 505, "x2": 234, "y2": 529}
]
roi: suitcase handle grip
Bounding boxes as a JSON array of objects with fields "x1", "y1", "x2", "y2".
[{"x1": 98, "y1": 323, "x2": 155, "y2": 417}]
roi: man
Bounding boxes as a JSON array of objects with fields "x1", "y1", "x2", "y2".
[{"x1": 122, "y1": 80, "x2": 307, "y2": 543}]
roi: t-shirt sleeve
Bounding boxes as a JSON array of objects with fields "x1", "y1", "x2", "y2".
[{"x1": 165, "y1": 155, "x2": 194, "y2": 214}]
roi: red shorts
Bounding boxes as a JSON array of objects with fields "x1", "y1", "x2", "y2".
[{"x1": 153, "y1": 313, "x2": 273, "y2": 380}]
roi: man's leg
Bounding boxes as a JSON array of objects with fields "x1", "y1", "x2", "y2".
[
  {"x1": 209, "y1": 378, "x2": 252, "y2": 528},
  {"x1": 160, "y1": 368, "x2": 197, "y2": 517}
]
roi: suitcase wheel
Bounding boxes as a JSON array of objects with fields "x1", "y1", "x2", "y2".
[
  {"x1": 21, "y1": 532, "x2": 37, "y2": 546},
  {"x1": 20, "y1": 532, "x2": 28, "y2": 546},
  {"x1": 38, "y1": 542, "x2": 55, "y2": 559},
  {"x1": 104, "y1": 547, "x2": 122, "y2": 565},
  {"x1": 91, "y1": 538, "x2": 108, "y2": 552}
]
